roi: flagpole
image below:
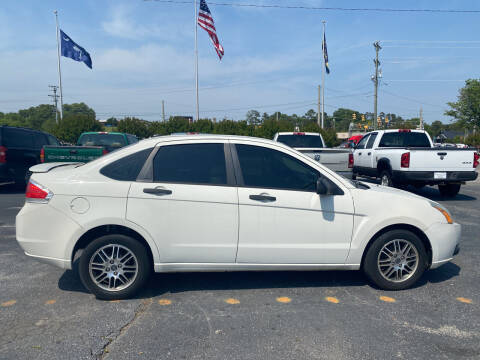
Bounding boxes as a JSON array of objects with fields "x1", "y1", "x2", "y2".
[
  {"x1": 321, "y1": 20, "x2": 326, "y2": 129},
  {"x1": 194, "y1": 0, "x2": 199, "y2": 122},
  {"x1": 54, "y1": 10, "x2": 64, "y2": 122}
]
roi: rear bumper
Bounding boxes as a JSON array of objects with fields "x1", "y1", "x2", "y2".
[
  {"x1": 425, "y1": 222, "x2": 461, "y2": 269},
  {"x1": 392, "y1": 170, "x2": 478, "y2": 184}
]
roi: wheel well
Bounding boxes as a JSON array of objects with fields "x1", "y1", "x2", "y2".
[
  {"x1": 376, "y1": 159, "x2": 391, "y2": 174},
  {"x1": 72, "y1": 225, "x2": 154, "y2": 267},
  {"x1": 360, "y1": 224, "x2": 433, "y2": 268}
]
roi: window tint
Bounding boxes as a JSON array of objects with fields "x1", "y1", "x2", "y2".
[
  {"x1": 235, "y1": 144, "x2": 319, "y2": 191},
  {"x1": 356, "y1": 135, "x2": 369, "y2": 149},
  {"x1": 100, "y1": 148, "x2": 153, "y2": 181},
  {"x1": 33, "y1": 133, "x2": 48, "y2": 148},
  {"x1": 153, "y1": 143, "x2": 227, "y2": 185},
  {"x1": 127, "y1": 134, "x2": 138, "y2": 144},
  {"x1": 379, "y1": 132, "x2": 431, "y2": 148},
  {"x1": 366, "y1": 133, "x2": 377, "y2": 149},
  {"x1": 3, "y1": 128, "x2": 34, "y2": 148},
  {"x1": 276, "y1": 134, "x2": 324, "y2": 148},
  {"x1": 47, "y1": 135, "x2": 60, "y2": 145}
]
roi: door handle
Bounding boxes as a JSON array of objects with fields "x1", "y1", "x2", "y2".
[
  {"x1": 358, "y1": 152, "x2": 362, "y2": 155},
  {"x1": 143, "y1": 187, "x2": 172, "y2": 196},
  {"x1": 367, "y1": 152, "x2": 371, "y2": 155},
  {"x1": 249, "y1": 194, "x2": 276, "y2": 202}
]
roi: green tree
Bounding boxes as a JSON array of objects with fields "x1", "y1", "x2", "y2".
[
  {"x1": 246, "y1": 110, "x2": 261, "y2": 126},
  {"x1": 52, "y1": 114, "x2": 102, "y2": 144},
  {"x1": 117, "y1": 117, "x2": 150, "y2": 139},
  {"x1": 445, "y1": 79, "x2": 480, "y2": 129}
]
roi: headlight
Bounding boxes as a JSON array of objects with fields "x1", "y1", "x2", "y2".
[{"x1": 430, "y1": 202, "x2": 453, "y2": 224}]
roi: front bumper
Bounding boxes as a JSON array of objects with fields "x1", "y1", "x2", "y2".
[
  {"x1": 392, "y1": 170, "x2": 478, "y2": 184},
  {"x1": 425, "y1": 222, "x2": 461, "y2": 269}
]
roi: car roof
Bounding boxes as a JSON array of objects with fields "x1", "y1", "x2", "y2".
[
  {"x1": 276, "y1": 132, "x2": 321, "y2": 136},
  {"x1": 0, "y1": 125, "x2": 53, "y2": 136}
]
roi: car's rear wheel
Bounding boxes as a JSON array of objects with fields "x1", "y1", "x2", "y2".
[
  {"x1": 79, "y1": 234, "x2": 151, "y2": 300},
  {"x1": 379, "y1": 170, "x2": 393, "y2": 187},
  {"x1": 438, "y1": 183, "x2": 461, "y2": 197},
  {"x1": 363, "y1": 230, "x2": 428, "y2": 290}
]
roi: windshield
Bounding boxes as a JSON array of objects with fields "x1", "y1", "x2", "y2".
[
  {"x1": 276, "y1": 134, "x2": 324, "y2": 148},
  {"x1": 77, "y1": 133, "x2": 127, "y2": 151}
]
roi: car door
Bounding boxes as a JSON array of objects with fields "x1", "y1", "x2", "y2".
[
  {"x1": 126, "y1": 140, "x2": 239, "y2": 263},
  {"x1": 353, "y1": 134, "x2": 370, "y2": 173},
  {"x1": 363, "y1": 132, "x2": 378, "y2": 174},
  {"x1": 232, "y1": 141, "x2": 354, "y2": 264}
]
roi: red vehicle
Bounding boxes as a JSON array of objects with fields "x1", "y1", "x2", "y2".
[{"x1": 342, "y1": 135, "x2": 364, "y2": 148}]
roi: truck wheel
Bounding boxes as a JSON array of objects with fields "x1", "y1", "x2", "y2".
[
  {"x1": 351, "y1": 173, "x2": 357, "y2": 180},
  {"x1": 379, "y1": 170, "x2": 393, "y2": 187},
  {"x1": 438, "y1": 184, "x2": 461, "y2": 197},
  {"x1": 79, "y1": 234, "x2": 151, "y2": 300},
  {"x1": 363, "y1": 229, "x2": 428, "y2": 290}
]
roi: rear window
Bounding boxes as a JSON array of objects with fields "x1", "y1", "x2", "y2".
[
  {"x1": 127, "y1": 134, "x2": 138, "y2": 144},
  {"x1": 379, "y1": 132, "x2": 431, "y2": 148},
  {"x1": 100, "y1": 148, "x2": 153, "y2": 181},
  {"x1": 33, "y1": 133, "x2": 48, "y2": 149},
  {"x1": 78, "y1": 133, "x2": 127, "y2": 151},
  {"x1": 2, "y1": 128, "x2": 34, "y2": 148},
  {"x1": 276, "y1": 134, "x2": 324, "y2": 148}
]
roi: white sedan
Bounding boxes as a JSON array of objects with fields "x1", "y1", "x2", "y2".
[{"x1": 16, "y1": 135, "x2": 460, "y2": 299}]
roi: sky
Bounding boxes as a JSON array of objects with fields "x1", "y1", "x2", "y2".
[{"x1": 1, "y1": 0, "x2": 480, "y2": 123}]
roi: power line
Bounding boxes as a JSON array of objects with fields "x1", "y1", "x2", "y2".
[{"x1": 145, "y1": 0, "x2": 480, "y2": 13}]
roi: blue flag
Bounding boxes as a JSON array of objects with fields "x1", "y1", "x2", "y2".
[
  {"x1": 60, "y1": 30, "x2": 92, "y2": 69},
  {"x1": 322, "y1": 32, "x2": 330, "y2": 74}
]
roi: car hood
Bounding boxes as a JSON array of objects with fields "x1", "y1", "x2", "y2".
[{"x1": 358, "y1": 182, "x2": 427, "y2": 201}]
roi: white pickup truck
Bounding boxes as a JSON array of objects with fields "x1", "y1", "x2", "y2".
[
  {"x1": 273, "y1": 132, "x2": 353, "y2": 174},
  {"x1": 352, "y1": 129, "x2": 479, "y2": 197}
]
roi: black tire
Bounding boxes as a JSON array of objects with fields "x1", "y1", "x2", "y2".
[
  {"x1": 363, "y1": 229, "x2": 428, "y2": 290},
  {"x1": 351, "y1": 173, "x2": 357, "y2": 180},
  {"x1": 79, "y1": 234, "x2": 151, "y2": 300},
  {"x1": 438, "y1": 183, "x2": 461, "y2": 198},
  {"x1": 379, "y1": 170, "x2": 393, "y2": 187}
]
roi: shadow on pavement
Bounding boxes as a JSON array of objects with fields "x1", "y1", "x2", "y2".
[
  {"x1": 58, "y1": 262, "x2": 461, "y2": 299},
  {"x1": 0, "y1": 184, "x2": 25, "y2": 194}
]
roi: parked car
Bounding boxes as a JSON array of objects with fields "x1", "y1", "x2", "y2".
[
  {"x1": 0, "y1": 125, "x2": 60, "y2": 186},
  {"x1": 273, "y1": 132, "x2": 353, "y2": 174},
  {"x1": 17, "y1": 134, "x2": 460, "y2": 299},
  {"x1": 41, "y1": 131, "x2": 138, "y2": 163},
  {"x1": 352, "y1": 129, "x2": 479, "y2": 197}
]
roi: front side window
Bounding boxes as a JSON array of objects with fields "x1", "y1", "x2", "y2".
[
  {"x1": 235, "y1": 144, "x2": 319, "y2": 191},
  {"x1": 356, "y1": 135, "x2": 370, "y2": 149},
  {"x1": 153, "y1": 143, "x2": 227, "y2": 185},
  {"x1": 100, "y1": 148, "x2": 153, "y2": 181}
]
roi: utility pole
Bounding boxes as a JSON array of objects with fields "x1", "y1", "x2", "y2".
[
  {"x1": 321, "y1": 20, "x2": 326, "y2": 129},
  {"x1": 373, "y1": 41, "x2": 381, "y2": 131},
  {"x1": 162, "y1": 100, "x2": 166, "y2": 122},
  {"x1": 317, "y1": 85, "x2": 321, "y2": 127},
  {"x1": 276, "y1": 112, "x2": 279, "y2": 122},
  {"x1": 419, "y1": 106, "x2": 423, "y2": 130},
  {"x1": 48, "y1": 85, "x2": 59, "y2": 124}
]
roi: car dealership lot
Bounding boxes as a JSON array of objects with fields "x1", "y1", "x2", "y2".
[{"x1": 1, "y1": 179, "x2": 479, "y2": 360}]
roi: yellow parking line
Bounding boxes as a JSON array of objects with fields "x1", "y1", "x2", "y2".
[
  {"x1": 1, "y1": 300, "x2": 17, "y2": 307},
  {"x1": 158, "y1": 299, "x2": 172, "y2": 305},
  {"x1": 109, "y1": 300, "x2": 121, "y2": 303},
  {"x1": 456, "y1": 297, "x2": 473, "y2": 304},
  {"x1": 325, "y1": 297, "x2": 339, "y2": 304},
  {"x1": 379, "y1": 296, "x2": 396, "y2": 303},
  {"x1": 45, "y1": 299, "x2": 56, "y2": 305},
  {"x1": 225, "y1": 298, "x2": 240, "y2": 305},
  {"x1": 276, "y1": 297, "x2": 291, "y2": 303}
]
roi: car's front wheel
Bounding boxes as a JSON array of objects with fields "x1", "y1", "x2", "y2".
[
  {"x1": 79, "y1": 234, "x2": 151, "y2": 300},
  {"x1": 363, "y1": 230, "x2": 428, "y2": 290}
]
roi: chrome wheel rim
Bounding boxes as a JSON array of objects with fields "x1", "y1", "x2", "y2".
[
  {"x1": 89, "y1": 244, "x2": 138, "y2": 292},
  {"x1": 377, "y1": 239, "x2": 419, "y2": 283},
  {"x1": 381, "y1": 175, "x2": 390, "y2": 186}
]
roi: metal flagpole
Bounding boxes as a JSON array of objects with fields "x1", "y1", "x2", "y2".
[
  {"x1": 321, "y1": 20, "x2": 326, "y2": 129},
  {"x1": 54, "y1": 10, "x2": 64, "y2": 122},
  {"x1": 194, "y1": 0, "x2": 199, "y2": 122}
]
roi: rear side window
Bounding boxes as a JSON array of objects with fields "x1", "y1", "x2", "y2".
[
  {"x1": 100, "y1": 148, "x2": 153, "y2": 181},
  {"x1": 235, "y1": 144, "x2": 319, "y2": 191},
  {"x1": 47, "y1": 135, "x2": 60, "y2": 145},
  {"x1": 33, "y1": 133, "x2": 48, "y2": 148},
  {"x1": 153, "y1": 143, "x2": 227, "y2": 185},
  {"x1": 379, "y1": 132, "x2": 431, "y2": 148},
  {"x1": 3, "y1": 128, "x2": 34, "y2": 148}
]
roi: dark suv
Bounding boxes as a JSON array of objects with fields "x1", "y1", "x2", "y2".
[{"x1": 0, "y1": 125, "x2": 60, "y2": 186}]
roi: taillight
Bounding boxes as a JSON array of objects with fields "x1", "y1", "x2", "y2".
[
  {"x1": 348, "y1": 153, "x2": 354, "y2": 168},
  {"x1": 25, "y1": 180, "x2": 53, "y2": 203},
  {"x1": 398, "y1": 129, "x2": 411, "y2": 133},
  {"x1": 40, "y1": 148, "x2": 45, "y2": 163},
  {"x1": 293, "y1": 132, "x2": 305, "y2": 135},
  {"x1": 102, "y1": 149, "x2": 108, "y2": 155},
  {"x1": 0, "y1": 146, "x2": 6, "y2": 163},
  {"x1": 401, "y1": 152, "x2": 410, "y2": 168},
  {"x1": 474, "y1": 152, "x2": 479, "y2": 168}
]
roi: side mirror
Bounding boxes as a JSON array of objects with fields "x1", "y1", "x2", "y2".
[{"x1": 316, "y1": 176, "x2": 344, "y2": 196}]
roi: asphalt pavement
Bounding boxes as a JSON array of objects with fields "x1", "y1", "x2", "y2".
[{"x1": 0, "y1": 179, "x2": 479, "y2": 360}]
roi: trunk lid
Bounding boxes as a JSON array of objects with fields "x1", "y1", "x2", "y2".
[{"x1": 408, "y1": 149, "x2": 477, "y2": 171}]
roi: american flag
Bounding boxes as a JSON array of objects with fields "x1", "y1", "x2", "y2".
[{"x1": 197, "y1": 0, "x2": 224, "y2": 60}]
